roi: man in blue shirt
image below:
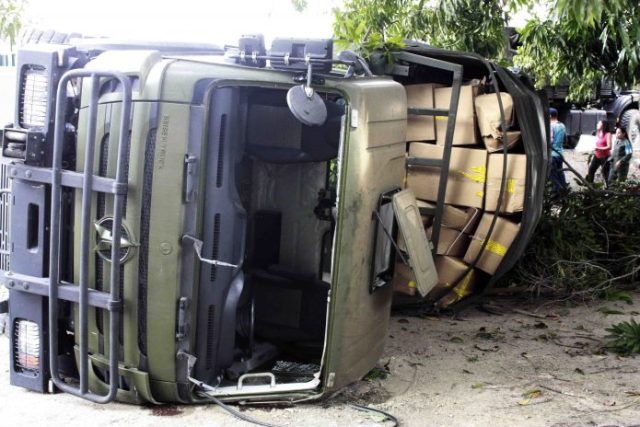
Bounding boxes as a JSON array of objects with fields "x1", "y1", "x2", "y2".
[{"x1": 549, "y1": 108, "x2": 568, "y2": 193}]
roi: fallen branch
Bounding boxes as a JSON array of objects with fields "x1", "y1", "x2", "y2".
[
  {"x1": 512, "y1": 309, "x2": 547, "y2": 319},
  {"x1": 586, "y1": 366, "x2": 639, "y2": 375},
  {"x1": 517, "y1": 398, "x2": 554, "y2": 407},
  {"x1": 551, "y1": 339, "x2": 587, "y2": 349},
  {"x1": 538, "y1": 384, "x2": 582, "y2": 398},
  {"x1": 583, "y1": 398, "x2": 640, "y2": 414}
]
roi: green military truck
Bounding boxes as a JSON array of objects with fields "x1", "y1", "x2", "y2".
[{"x1": 1, "y1": 36, "x2": 547, "y2": 404}]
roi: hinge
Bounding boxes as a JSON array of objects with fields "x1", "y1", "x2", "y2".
[
  {"x1": 176, "y1": 297, "x2": 190, "y2": 340},
  {"x1": 350, "y1": 109, "x2": 358, "y2": 128},
  {"x1": 326, "y1": 372, "x2": 336, "y2": 388},
  {"x1": 182, "y1": 154, "x2": 197, "y2": 203}
]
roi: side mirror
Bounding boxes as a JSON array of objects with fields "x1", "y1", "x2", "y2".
[{"x1": 287, "y1": 61, "x2": 327, "y2": 127}]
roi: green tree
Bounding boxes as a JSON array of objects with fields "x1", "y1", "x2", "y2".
[
  {"x1": 515, "y1": 0, "x2": 640, "y2": 101},
  {"x1": 333, "y1": 0, "x2": 640, "y2": 101},
  {"x1": 333, "y1": 0, "x2": 525, "y2": 61},
  {"x1": 0, "y1": 0, "x2": 26, "y2": 49},
  {"x1": 332, "y1": 0, "x2": 417, "y2": 60}
]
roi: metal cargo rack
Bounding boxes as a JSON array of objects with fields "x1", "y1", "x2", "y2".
[{"x1": 393, "y1": 51, "x2": 464, "y2": 256}]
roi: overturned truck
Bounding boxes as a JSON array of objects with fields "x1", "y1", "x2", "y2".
[{"x1": 1, "y1": 37, "x2": 547, "y2": 404}]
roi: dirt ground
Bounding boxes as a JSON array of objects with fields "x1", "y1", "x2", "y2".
[
  {"x1": 2, "y1": 149, "x2": 639, "y2": 426},
  {"x1": 563, "y1": 149, "x2": 640, "y2": 187},
  {"x1": 2, "y1": 291, "x2": 640, "y2": 427}
]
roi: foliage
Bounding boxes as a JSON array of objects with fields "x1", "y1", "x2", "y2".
[
  {"x1": 332, "y1": 0, "x2": 416, "y2": 60},
  {"x1": 417, "y1": 0, "x2": 509, "y2": 60},
  {"x1": 514, "y1": 0, "x2": 640, "y2": 102},
  {"x1": 500, "y1": 182, "x2": 640, "y2": 300},
  {"x1": 0, "y1": 0, "x2": 26, "y2": 49},
  {"x1": 290, "y1": 0, "x2": 308, "y2": 13},
  {"x1": 332, "y1": 0, "x2": 640, "y2": 101},
  {"x1": 332, "y1": 0, "x2": 520, "y2": 61},
  {"x1": 605, "y1": 318, "x2": 640, "y2": 355}
]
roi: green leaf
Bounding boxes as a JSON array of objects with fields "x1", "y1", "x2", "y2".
[
  {"x1": 605, "y1": 318, "x2": 640, "y2": 355},
  {"x1": 290, "y1": 0, "x2": 308, "y2": 12},
  {"x1": 605, "y1": 291, "x2": 634, "y2": 305},
  {"x1": 598, "y1": 307, "x2": 625, "y2": 316},
  {"x1": 522, "y1": 389, "x2": 542, "y2": 399},
  {"x1": 364, "y1": 365, "x2": 389, "y2": 381}
]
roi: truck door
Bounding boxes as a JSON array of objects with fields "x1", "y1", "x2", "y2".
[{"x1": 321, "y1": 78, "x2": 436, "y2": 393}]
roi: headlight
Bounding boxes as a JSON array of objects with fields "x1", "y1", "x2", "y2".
[
  {"x1": 19, "y1": 65, "x2": 49, "y2": 129},
  {"x1": 13, "y1": 319, "x2": 41, "y2": 375}
]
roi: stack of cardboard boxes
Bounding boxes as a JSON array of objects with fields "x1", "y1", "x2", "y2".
[{"x1": 394, "y1": 83, "x2": 526, "y2": 308}]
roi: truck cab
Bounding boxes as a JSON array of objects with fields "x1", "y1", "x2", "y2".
[{"x1": 1, "y1": 37, "x2": 547, "y2": 404}]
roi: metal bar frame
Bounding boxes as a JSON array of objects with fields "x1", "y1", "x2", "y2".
[
  {"x1": 8, "y1": 164, "x2": 128, "y2": 194},
  {"x1": 396, "y1": 44, "x2": 521, "y2": 309},
  {"x1": 407, "y1": 107, "x2": 449, "y2": 117},
  {"x1": 4, "y1": 272, "x2": 121, "y2": 310},
  {"x1": 405, "y1": 157, "x2": 443, "y2": 168},
  {"x1": 394, "y1": 51, "x2": 463, "y2": 255},
  {"x1": 48, "y1": 70, "x2": 132, "y2": 403}
]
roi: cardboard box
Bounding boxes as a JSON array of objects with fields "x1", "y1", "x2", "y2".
[
  {"x1": 427, "y1": 226, "x2": 469, "y2": 257},
  {"x1": 435, "y1": 85, "x2": 478, "y2": 146},
  {"x1": 418, "y1": 201, "x2": 481, "y2": 234},
  {"x1": 406, "y1": 84, "x2": 436, "y2": 141},
  {"x1": 485, "y1": 154, "x2": 526, "y2": 213},
  {"x1": 406, "y1": 143, "x2": 487, "y2": 208},
  {"x1": 464, "y1": 213, "x2": 520, "y2": 274},
  {"x1": 427, "y1": 256, "x2": 476, "y2": 301},
  {"x1": 482, "y1": 131, "x2": 522, "y2": 153},
  {"x1": 392, "y1": 262, "x2": 417, "y2": 296},
  {"x1": 474, "y1": 92, "x2": 514, "y2": 138}
]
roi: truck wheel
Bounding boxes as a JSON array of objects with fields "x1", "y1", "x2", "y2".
[{"x1": 621, "y1": 109, "x2": 640, "y2": 150}]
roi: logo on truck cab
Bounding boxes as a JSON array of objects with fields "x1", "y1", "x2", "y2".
[{"x1": 94, "y1": 217, "x2": 138, "y2": 263}]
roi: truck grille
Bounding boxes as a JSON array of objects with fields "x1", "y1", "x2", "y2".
[
  {"x1": 19, "y1": 65, "x2": 49, "y2": 129},
  {"x1": 138, "y1": 128, "x2": 157, "y2": 357}
]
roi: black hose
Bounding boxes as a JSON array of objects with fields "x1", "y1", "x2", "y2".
[
  {"x1": 196, "y1": 391, "x2": 283, "y2": 427},
  {"x1": 194, "y1": 380, "x2": 399, "y2": 426},
  {"x1": 349, "y1": 403, "x2": 399, "y2": 426}
]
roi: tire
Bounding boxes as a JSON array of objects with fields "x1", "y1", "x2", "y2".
[{"x1": 620, "y1": 108, "x2": 640, "y2": 150}]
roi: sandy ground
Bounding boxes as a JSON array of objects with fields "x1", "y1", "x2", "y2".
[
  {"x1": 563, "y1": 149, "x2": 640, "y2": 188},
  {"x1": 2, "y1": 292, "x2": 640, "y2": 427},
  {"x1": 1, "y1": 149, "x2": 639, "y2": 426}
]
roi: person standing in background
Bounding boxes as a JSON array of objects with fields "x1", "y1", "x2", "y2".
[
  {"x1": 586, "y1": 120, "x2": 612, "y2": 185},
  {"x1": 608, "y1": 126, "x2": 633, "y2": 183},
  {"x1": 549, "y1": 108, "x2": 568, "y2": 193}
]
